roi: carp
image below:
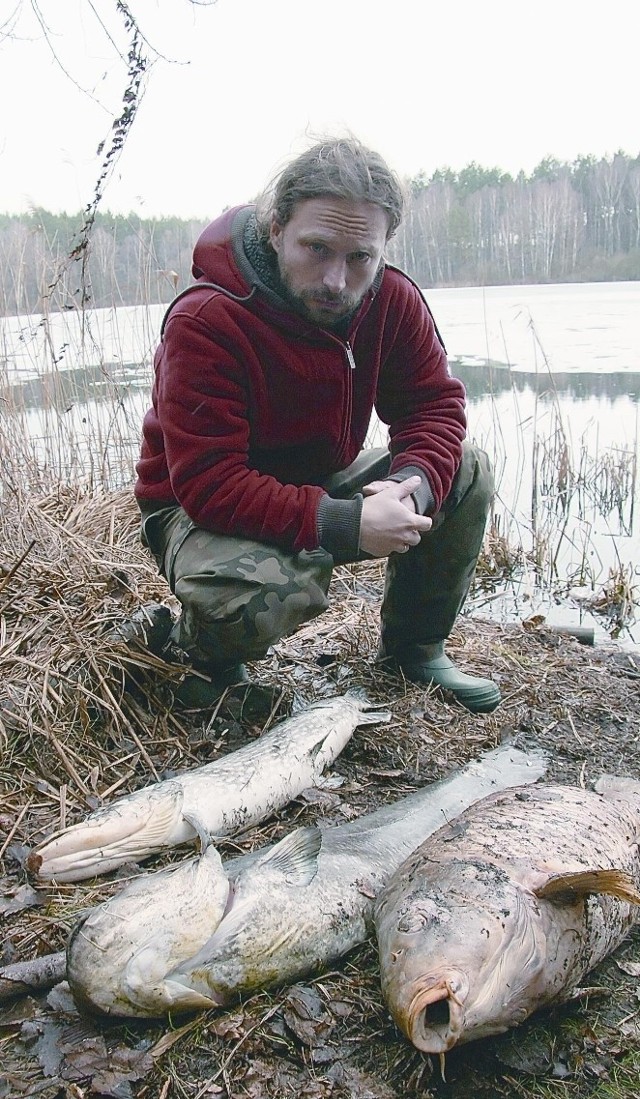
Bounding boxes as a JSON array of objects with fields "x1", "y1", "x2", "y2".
[
  {"x1": 66, "y1": 742, "x2": 547, "y2": 1017},
  {"x1": 374, "y1": 777, "x2": 640, "y2": 1054},
  {"x1": 28, "y1": 692, "x2": 390, "y2": 883}
]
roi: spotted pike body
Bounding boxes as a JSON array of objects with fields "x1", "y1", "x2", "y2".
[{"x1": 28, "y1": 693, "x2": 390, "y2": 882}]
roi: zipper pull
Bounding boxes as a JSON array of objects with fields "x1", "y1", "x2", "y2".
[{"x1": 345, "y1": 342, "x2": 356, "y2": 370}]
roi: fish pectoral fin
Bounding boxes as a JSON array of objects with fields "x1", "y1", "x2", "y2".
[
  {"x1": 181, "y1": 810, "x2": 213, "y2": 853},
  {"x1": 555, "y1": 983, "x2": 611, "y2": 1006},
  {"x1": 159, "y1": 978, "x2": 220, "y2": 1012},
  {"x1": 255, "y1": 825, "x2": 322, "y2": 886},
  {"x1": 534, "y1": 868, "x2": 640, "y2": 905},
  {"x1": 595, "y1": 774, "x2": 640, "y2": 801}
]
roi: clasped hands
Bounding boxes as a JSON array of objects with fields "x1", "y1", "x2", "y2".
[{"x1": 359, "y1": 475, "x2": 432, "y2": 558}]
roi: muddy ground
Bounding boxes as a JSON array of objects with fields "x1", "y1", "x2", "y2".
[{"x1": 2, "y1": 544, "x2": 640, "y2": 1099}]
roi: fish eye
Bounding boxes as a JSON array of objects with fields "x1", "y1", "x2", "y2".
[{"x1": 398, "y1": 909, "x2": 429, "y2": 933}]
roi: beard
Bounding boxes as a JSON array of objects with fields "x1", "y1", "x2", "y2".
[{"x1": 276, "y1": 262, "x2": 362, "y2": 328}]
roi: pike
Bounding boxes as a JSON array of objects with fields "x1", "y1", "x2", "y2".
[
  {"x1": 66, "y1": 742, "x2": 547, "y2": 1017},
  {"x1": 27, "y1": 693, "x2": 391, "y2": 883},
  {"x1": 374, "y1": 777, "x2": 640, "y2": 1054}
]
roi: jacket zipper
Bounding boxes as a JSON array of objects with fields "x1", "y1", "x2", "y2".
[
  {"x1": 334, "y1": 340, "x2": 356, "y2": 464},
  {"x1": 318, "y1": 326, "x2": 365, "y2": 465}
]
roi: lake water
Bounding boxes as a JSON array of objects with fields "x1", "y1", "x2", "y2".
[
  {"x1": 1, "y1": 281, "x2": 639, "y2": 643},
  {"x1": 426, "y1": 282, "x2": 639, "y2": 644}
]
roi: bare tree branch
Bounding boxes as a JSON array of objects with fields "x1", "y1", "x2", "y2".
[{"x1": 0, "y1": 950, "x2": 67, "y2": 1003}]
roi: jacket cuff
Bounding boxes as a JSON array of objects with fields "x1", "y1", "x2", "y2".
[
  {"x1": 386, "y1": 464, "x2": 436, "y2": 515},
  {"x1": 316, "y1": 494, "x2": 363, "y2": 562}
]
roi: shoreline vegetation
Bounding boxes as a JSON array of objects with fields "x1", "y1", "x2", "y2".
[
  {"x1": 1, "y1": 149, "x2": 639, "y2": 317},
  {"x1": 1, "y1": 476, "x2": 640, "y2": 1099},
  {"x1": 0, "y1": 5, "x2": 639, "y2": 1074}
]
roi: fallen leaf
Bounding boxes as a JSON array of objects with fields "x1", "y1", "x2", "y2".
[
  {"x1": 495, "y1": 1030, "x2": 553, "y2": 1075},
  {"x1": 60, "y1": 1038, "x2": 153, "y2": 1095},
  {"x1": 24, "y1": 1017, "x2": 64, "y2": 1077},
  {"x1": 283, "y1": 985, "x2": 333, "y2": 1047},
  {"x1": 151, "y1": 1016, "x2": 202, "y2": 1058},
  {"x1": 442, "y1": 820, "x2": 469, "y2": 842},
  {"x1": 0, "y1": 884, "x2": 45, "y2": 917},
  {"x1": 47, "y1": 981, "x2": 79, "y2": 1014},
  {"x1": 551, "y1": 1058, "x2": 573, "y2": 1079},
  {"x1": 209, "y1": 1012, "x2": 247, "y2": 1041},
  {"x1": 285, "y1": 986, "x2": 328, "y2": 1022}
]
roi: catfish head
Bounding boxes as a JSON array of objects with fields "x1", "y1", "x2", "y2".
[{"x1": 67, "y1": 843, "x2": 230, "y2": 1018}]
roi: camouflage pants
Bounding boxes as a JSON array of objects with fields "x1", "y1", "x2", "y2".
[{"x1": 139, "y1": 442, "x2": 493, "y2": 670}]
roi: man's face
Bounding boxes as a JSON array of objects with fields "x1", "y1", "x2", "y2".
[{"x1": 269, "y1": 196, "x2": 389, "y2": 327}]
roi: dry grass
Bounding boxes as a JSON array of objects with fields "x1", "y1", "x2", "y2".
[{"x1": 1, "y1": 480, "x2": 640, "y2": 1098}]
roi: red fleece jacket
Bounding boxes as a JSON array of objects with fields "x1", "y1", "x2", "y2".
[{"x1": 135, "y1": 206, "x2": 466, "y2": 557}]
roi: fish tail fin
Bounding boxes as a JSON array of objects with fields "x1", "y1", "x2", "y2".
[
  {"x1": 356, "y1": 706, "x2": 392, "y2": 725},
  {"x1": 343, "y1": 690, "x2": 391, "y2": 724}
]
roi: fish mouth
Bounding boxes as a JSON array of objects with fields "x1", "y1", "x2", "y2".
[
  {"x1": 28, "y1": 783, "x2": 185, "y2": 882},
  {"x1": 404, "y1": 973, "x2": 467, "y2": 1053}
]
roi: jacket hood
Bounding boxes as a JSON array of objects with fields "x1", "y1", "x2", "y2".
[
  {"x1": 190, "y1": 205, "x2": 383, "y2": 338},
  {"x1": 191, "y1": 205, "x2": 251, "y2": 295}
]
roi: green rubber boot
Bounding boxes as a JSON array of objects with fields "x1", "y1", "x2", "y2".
[{"x1": 379, "y1": 643, "x2": 501, "y2": 715}]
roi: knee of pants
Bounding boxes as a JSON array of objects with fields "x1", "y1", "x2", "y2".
[
  {"x1": 469, "y1": 443, "x2": 495, "y2": 500},
  {"x1": 438, "y1": 442, "x2": 494, "y2": 524},
  {"x1": 174, "y1": 571, "x2": 331, "y2": 659}
]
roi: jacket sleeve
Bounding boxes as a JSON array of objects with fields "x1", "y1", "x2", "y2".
[
  {"x1": 375, "y1": 280, "x2": 467, "y2": 513},
  {"x1": 154, "y1": 309, "x2": 325, "y2": 552}
]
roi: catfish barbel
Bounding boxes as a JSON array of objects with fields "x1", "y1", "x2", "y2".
[
  {"x1": 28, "y1": 693, "x2": 390, "y2": 882},
  {"x1": 67, "y1": 742, "x2": 547, "y2": 1017}
]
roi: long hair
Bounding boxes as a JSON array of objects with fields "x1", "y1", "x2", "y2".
[{"x1": 256, "y1": 137, "x2": 405, "y2": 244}]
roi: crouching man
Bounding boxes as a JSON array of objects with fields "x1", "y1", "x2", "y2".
[{"x1": 134, "y1": 136, "x2": 499, "y2": 714}]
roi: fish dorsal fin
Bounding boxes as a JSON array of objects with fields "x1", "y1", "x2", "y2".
[
  {"x1": 174, "y1": 827, "x2": 325, "y2": 965},
  {"x1": 535, "y1": 868, "x2": 640, "y2": 905},
  {"x1": 254, "y1": 825, "x2": 322, "y2": 887}
]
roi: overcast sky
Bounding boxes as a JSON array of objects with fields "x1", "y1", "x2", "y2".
[{"x1": 1, "y1": 0, "x2": 638, "y2": 221}]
